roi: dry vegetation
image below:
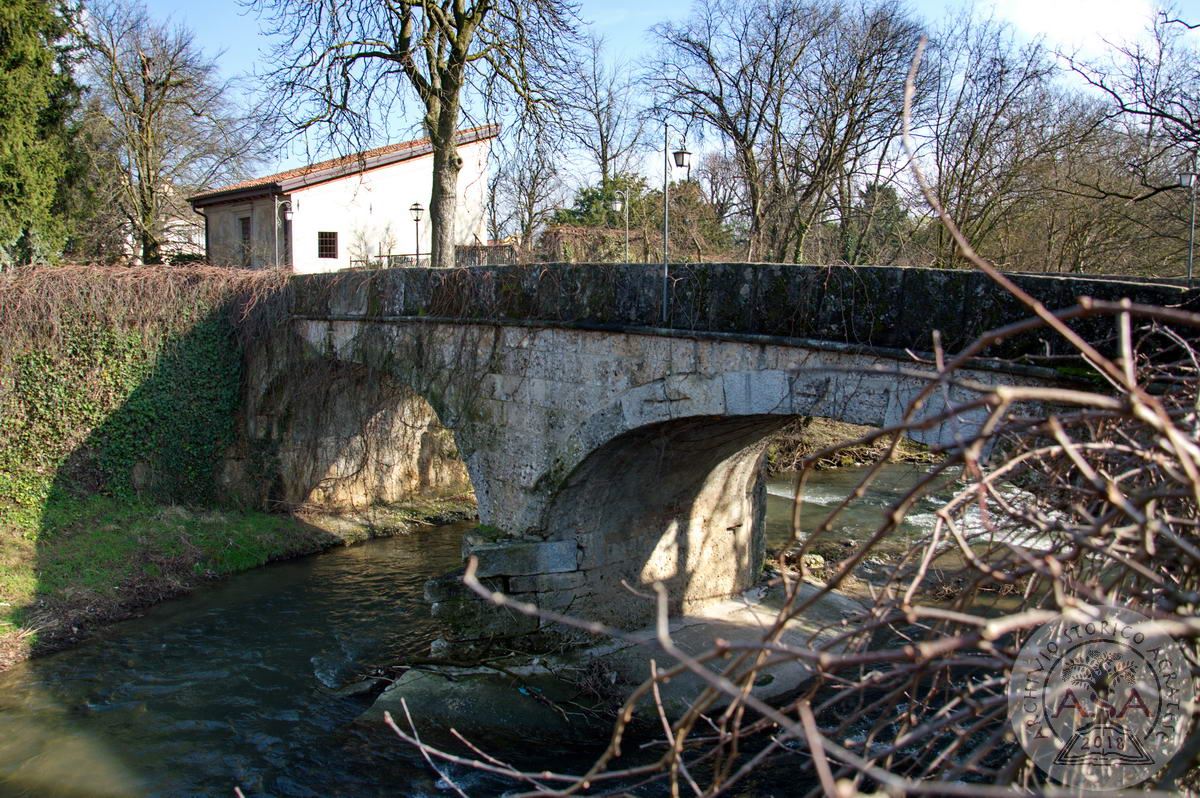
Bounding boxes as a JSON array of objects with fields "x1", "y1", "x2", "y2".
[{"x1": 767, "y1": 417, "x2": 935, "y2": 473}]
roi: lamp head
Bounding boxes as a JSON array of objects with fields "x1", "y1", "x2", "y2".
[
  {"x1": 1179, "y1": 172, "x2": 1197, "y2": 188},
  {"x1": 409, "y1": 202, "x2": 425, "y2": 222},
  {"x1": 673, "y1": 147, "x2": 692, "y2": 169}
]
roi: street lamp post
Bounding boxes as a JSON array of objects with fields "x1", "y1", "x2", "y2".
[
  {"x1": 661, "y1": 122, "x2": 691, "y2": 323},
  {"x1": 409, "y1": 202, "x2": 424, "y2": 267},
  {"x1": 1179, "y1": 157, "x2": 1197, "y2": 289},
  {"x1": 272, "y1": 195, "x2": 293, "y2": 269},
  {"x1": 611, "y1": 190, "x2": 629, "y2": 262}
]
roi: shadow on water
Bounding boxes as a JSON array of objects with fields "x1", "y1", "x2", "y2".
[{"x1": 0, "y1": 304, "x2": 525, "y2": 797}]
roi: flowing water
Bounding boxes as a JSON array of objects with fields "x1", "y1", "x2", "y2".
[
  {"x1": 0, "y1": 465, "x2": 944, "y2": 797},
  {"x1": 764, "y1": 462, "x2": 955, "y2": 551}
]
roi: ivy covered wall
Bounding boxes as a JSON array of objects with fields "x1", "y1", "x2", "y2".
[{"x1": 0, "y1": 266, "x2": 288, "y2": 531}]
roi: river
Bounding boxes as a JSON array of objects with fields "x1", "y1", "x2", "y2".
[{"x1": 0, "y1": 464, "x2": 944, "y2": 797}]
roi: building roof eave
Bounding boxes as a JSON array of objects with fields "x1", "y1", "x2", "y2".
[
  {"x1": 189, "y1": 183, "x2": 283, "y2": 209},
  {"x1": 187, "y1": 123, "x2": 499, "y2": 209},
  {"x1": 275, "y1": 142, "x2": 436, "y2": 194}
]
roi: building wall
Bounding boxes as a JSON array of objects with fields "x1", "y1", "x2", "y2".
[
  {"x1": 287, "y1": 137, "x2": 489, "y2": 274},
  {"x1": 203, "y1": 197, "x2": 283, "y2": 269},
  {"x1": 198, "y1": 136, "x2": 490, "y2": 272}
]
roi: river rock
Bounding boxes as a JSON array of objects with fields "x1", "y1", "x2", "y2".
[
  {"x1": 360, "y1": 665, "x2": 612, "y2": 747},
  {"x1": 360, "y1": 581, "x2": 864, "y2": 743}
]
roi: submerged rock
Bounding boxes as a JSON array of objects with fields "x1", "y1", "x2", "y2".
[
  {"x1": 361, "y1": 664, "x2": 613, "y2": 746},
  {"x1": 362, "y1": 581, "x2": 863, "y2": 742}
]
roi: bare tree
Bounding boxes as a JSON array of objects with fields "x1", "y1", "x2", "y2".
[
  {"x1": 487, "y1": 131, "x2": 565, "y2": 254},
  {"x1": 648, "y1": 0, "x2": 823, "y2": 260},
  {"x1": 76, "y1": 0, "x2": 259, "y2": 264},
  {"x1": 649, "y1": 0, "x2": 921, "y2": 262},
  {"x1": 983, "y1": 97, "x2": 1186, "y2": 277},
  {"x1": 254, "y1": 0, "x2": 580, "y2": 269},
  {"x1": 695, "y1": 152, "x2": 738, "y2": 222},
  {"x1": 559, "y1": 32, "x2": 645, "y2": 187},
  {"x1": 1070, "y1": 12, "x2": 1200, "y2": 167},
  {"x1": 907, "y1": 12, "x2": 1066, "y2": 267},
  {"x1": 773, "y1": 0, "x2": 921, "y2": 262},
  {"x1": 1041, "y1": 11, "x2": 1200, "y2": 278}
]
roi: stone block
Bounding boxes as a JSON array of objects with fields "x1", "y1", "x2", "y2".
[
  {"x1": 431, "y1": 598, "x2": 539, "y2": 637},
  {"x1": 574, "y1": 531, "x2": 603, "y2": 570},
  {"x1": 578, "y1": 542, "x2": 639, "y2": 572},
  {"x1": 295, "y1": 319, "x2": 329, "y2": 350},
  {"x1": 423, "y1": 570, "x2": 506, "y2": 603},
  {"x1": 508, "y1": 570, "x2": 587, "y2": 594},
  {"x1": 469, "y1": 539, "x2": 578, "y2": 577},
  {"x1": 327, "y1": 274, "x2": 370, "y2": 316},
  {"x1": 329, "y1": 321, "x2": 359, "y2": 358},
  {"x1": 534, "y1": 588, "x2": 587, "y2": 613},
  {"x1": 722, "y1": 370, "x2": 789, "y2": 416},
  {"x1": 462, "y1": 525, "x2": 512, "y2": 554}
]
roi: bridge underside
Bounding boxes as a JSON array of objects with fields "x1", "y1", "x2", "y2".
[{"x1": 541, "y1": 415, "x2": 786, "y2": 627}]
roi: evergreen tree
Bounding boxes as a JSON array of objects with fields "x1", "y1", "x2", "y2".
[
  {"x1": 843, "y1": 183, "x2": 913, "y2": 265},
  {"x1": 0, "y1": 0, "x2": 76, "y2": 267}
]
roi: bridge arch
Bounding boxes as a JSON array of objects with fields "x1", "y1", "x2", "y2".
[
  {"x1": 241, "y1": 341, "x2": 478, "y2": 513},
  {"x1": 276, "y1": 262, "x2": 1190, "y2": 644},
  {"x1": 541, "y1": 414, "x2": 788, "y2": 627},
  {"x1": 518, "y1": 364, "x2": 985, "y2": 627}
]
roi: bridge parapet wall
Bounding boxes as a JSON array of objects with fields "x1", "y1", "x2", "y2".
[{"x1": 294, "y1": 262, "x2": 1196, "y2": 358}]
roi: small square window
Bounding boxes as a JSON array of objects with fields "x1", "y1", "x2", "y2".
[{"x1": 317, "y1": 231, "x2": 338, "y2": 259}]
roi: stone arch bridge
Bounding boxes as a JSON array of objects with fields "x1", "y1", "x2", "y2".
[{"x1": 247, "y1": 263, "x2": 1194, "y2": 639}]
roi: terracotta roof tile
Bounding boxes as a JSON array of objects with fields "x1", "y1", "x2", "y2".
[{"x1": 190, "y1": 124, "x2": 498, "y2": 204}]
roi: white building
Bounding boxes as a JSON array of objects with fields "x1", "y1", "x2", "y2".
[{"x1": 189, "y1": 125, "x2": 497, "y2": 272}]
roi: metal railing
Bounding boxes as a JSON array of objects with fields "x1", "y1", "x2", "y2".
[
  {"x1": 349, "y1": 244, "x2": 518, "y2": 269},
  {"x1": 348, "y1": 253, "x2": 431, "y2": 269}
]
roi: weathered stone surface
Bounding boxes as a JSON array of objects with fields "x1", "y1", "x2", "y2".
[
  {"x1": 423, "y1": 570, "x2": 505, "y2": 603},
  {"x1": 723, "y1": 370, "x2": 790, "y2": 416},
  {"x1": 530, "y1": 588, "x2": 585, "y2": 613},
  {"x1": 507, "y1": 570, "x2": 588, "y2": 594},
  {"x1": 460, "y1": 526, "x2": 512, "y2": 557},
  {"x1": 361, "y1": 667, "x2": 612, "y2": 746},
  {"x1": 232, "y1": 351, "x2": 474, "y2": 511},
  {"x1": 430, "y1": 598, "x2": 539, "y2": 637},
  {"x1": 294, "y1": 262, "x2": 1196, "y2": 356},
  {"x1": 469, "y1": 539, "x2": 577, "y2": 578},
  {"x1": 364, "y1": 581, "x2": 866, "y2": 741}
]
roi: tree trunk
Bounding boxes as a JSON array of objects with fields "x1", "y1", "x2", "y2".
[
  {"x1": 740, "y1": 147, "x2": 763, "y2": 261},
  {"x1": 429, "y1": 125, "x2": 462, "y2": 269},
  {"x1": 141, "y1": 225, "x2": 161, "y2": 264}
]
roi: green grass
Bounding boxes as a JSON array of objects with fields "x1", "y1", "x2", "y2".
[{"x1": 0, "y1": 495, "x2": 337, "y2": 663}]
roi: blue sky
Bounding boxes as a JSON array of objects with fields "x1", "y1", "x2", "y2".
[
  {"x1": 140, "y1": 0, "x2": 1197, "y2": 175},
  {"x1": 146, "y1": 0, "x2": 696, "y2": 82},
  {"x1": 147, "y1": 0, "x2": 1194, "y2": 75}
]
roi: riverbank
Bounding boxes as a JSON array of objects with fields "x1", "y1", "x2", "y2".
[
  {"x1": 0, "y1": 494, "x2": 476, "y2": 671},
  {"x1": 766, "y1": 417, "x2": 936, "y2": 473}
]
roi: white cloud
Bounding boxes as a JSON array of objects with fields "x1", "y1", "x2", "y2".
[{"x1": 988, "y1": 0, "x2": 1158, "y2": 55}]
